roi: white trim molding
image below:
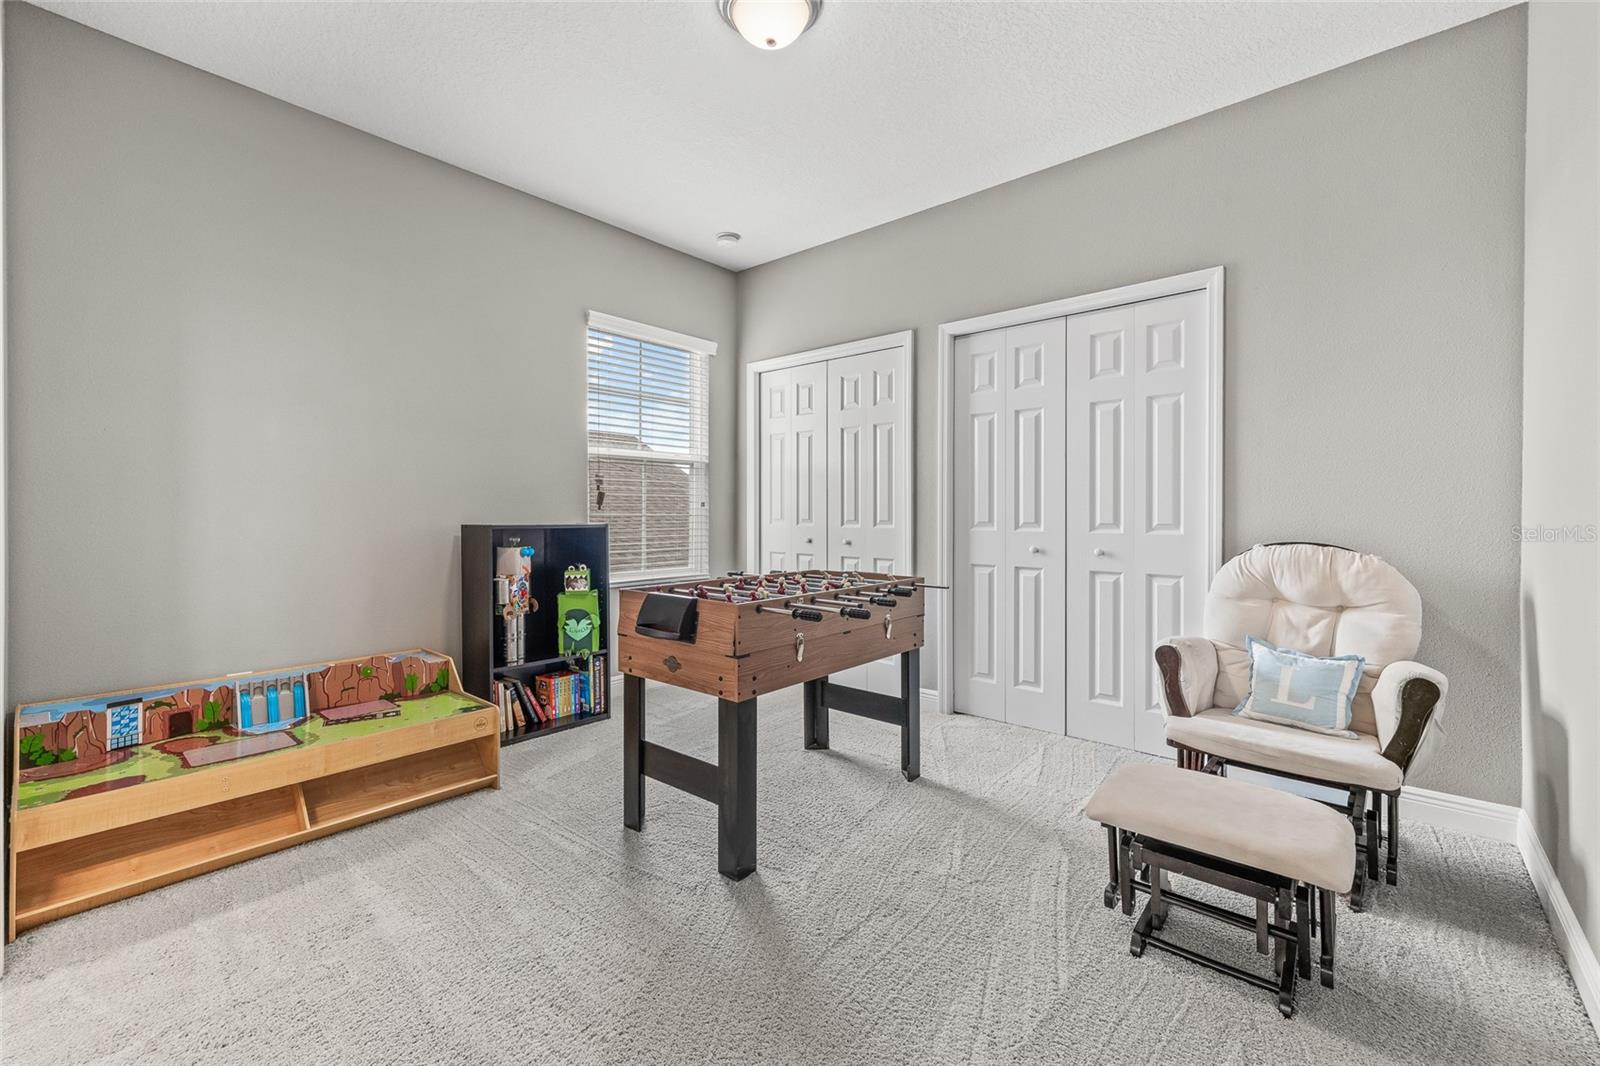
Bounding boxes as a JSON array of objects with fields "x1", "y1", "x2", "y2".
[
  {"x1": 740, "y1": 330, "x2": 915, "y2": 573},
  {"x1": 587, "y1": 309, "x2": 718, "y2": 357},
  {"x1": 934, "y1": 267, "x2": 1225, "y2": 718},
  {"x1": 1400, "y1": 785, "x2": 1521, "y2": 843},
  {"x1": 1519, "y1": 812, "x2": 1600, "y2": 1035}
]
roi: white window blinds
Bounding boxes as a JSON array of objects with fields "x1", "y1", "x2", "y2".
[{"x1": 586, "y1": 318, "x2": 711, "y2": 582}]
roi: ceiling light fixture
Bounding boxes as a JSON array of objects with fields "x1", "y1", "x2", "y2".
[
  {"x1": 717, "y1": 0, "x2": 821, "y2": 51},
  {"x1": 715, "y1": 231, "x2": 742, "y2": 246}
]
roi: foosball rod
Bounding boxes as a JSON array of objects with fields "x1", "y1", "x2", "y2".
[
  {"x1": 754, "y1": 603, "x2": 825, "y2": 621},
  {"x1": 807, "y1": 598, "x2": 873, "y2": 620},
  {"x1": 833, "y1": 592, "x2": 899, "y2": 607},
  {"x1": 810, "y1": 573, "x2": 943, "y2": 595},
  {"x1": 794, "y1": 573, "x2": 916, "y2": 596}
]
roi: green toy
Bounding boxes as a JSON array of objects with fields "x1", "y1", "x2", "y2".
[{"x1": 558, "y1": 589, "x2": 601, "y2": 658}]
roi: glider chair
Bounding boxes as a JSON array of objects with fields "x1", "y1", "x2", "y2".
[{"x1": 1154, "y1": 542, "x2": 1447, "y2": 910}]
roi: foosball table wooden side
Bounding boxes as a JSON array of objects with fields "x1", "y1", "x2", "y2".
[{"x1": 615, "y1": 589, "x2": 925, "y2": 702}]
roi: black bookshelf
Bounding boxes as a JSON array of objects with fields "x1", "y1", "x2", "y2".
[{"x1": 461, "y1": 524, "x2": 611, "y2": 745}]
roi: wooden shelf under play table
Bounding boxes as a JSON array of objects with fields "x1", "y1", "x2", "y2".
[{"x1": 8, "y1": 648, "x2": 500, "y2": 941}]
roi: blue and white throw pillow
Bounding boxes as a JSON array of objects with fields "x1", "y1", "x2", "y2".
[{"x1": 1233, "y1": 637, "x2": 1365, "y2": 737}]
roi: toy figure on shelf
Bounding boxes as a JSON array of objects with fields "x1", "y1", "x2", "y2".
[
  {"x1": 496, "y1": 546, "x2": 539, "y2": 665},
  {"x1": 561, "y1": 608, "x2": 597, "y2": 657},
  {"x1": 558, "y1": 562, "x2": 601, "y2": 660}
]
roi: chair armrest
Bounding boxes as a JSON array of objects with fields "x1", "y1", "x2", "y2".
[
  {"x1": 1153, "y1": 638, "x2": 1219, "y2": 718},
  {"x1": 1373, "y1": 660, "x2": 1447, "y2": 773}
]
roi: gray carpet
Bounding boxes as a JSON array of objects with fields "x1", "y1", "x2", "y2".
[{"x1": 3, "y1": 682, "x2": 1594, "y2": 1065}]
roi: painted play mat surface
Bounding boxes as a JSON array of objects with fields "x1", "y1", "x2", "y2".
[{"x1": 15, "y1": 652, "x2": 488, "y2": 811}]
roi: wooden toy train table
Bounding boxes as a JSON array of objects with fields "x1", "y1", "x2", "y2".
[
  {"x1": 616, "y1": 571, "x2": 926, "y2": 879},
  {"x1": 8, "y1": 648, "x2": 499, "y2": 940}
]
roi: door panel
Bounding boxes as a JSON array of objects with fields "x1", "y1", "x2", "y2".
[
  {"x1": 999, "y1": 320, "x2": 1067, "y2": 732},
  {"x1": 953, "y1": 329, "x2": 1008, "y2": 721},
  {"x1": 828, "y1": 349, "x2": 903, "y2": 568},
  {"x1": 1129, "y1": 291, "x2": 1211, "y2": 754},
  {"x1": 758, "y1": 362, "x2": 827, "y2": 574},
  {"x1": 1067, "y1": 306, "x2": 1135, "y2": 747},
  {"x1": 952, "y1": 321, "x2": 1066, "y2": 730},
  {"x1": 827, "y1": 345, "x2": 911, "y2": 694},
  {"x1": 1066, "y1": 290, "x2": 1211, "y2": 754}
]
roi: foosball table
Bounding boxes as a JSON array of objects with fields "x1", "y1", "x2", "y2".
[{"x1": 617, "y1": 570, "x2": 927, "y2": 879}]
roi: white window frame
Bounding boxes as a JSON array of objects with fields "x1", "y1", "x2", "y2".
[{"x1": 586, "y1": 311, "x2": 716, "y2": 585}]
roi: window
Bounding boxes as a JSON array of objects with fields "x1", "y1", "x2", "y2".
[{"x1": 586, "y1": 312, "x2": 713, "y2": 582}]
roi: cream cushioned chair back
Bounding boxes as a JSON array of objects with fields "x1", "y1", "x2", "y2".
[{"x1": 1204, "y1": 543, "x2": 1422, "y2": 737}]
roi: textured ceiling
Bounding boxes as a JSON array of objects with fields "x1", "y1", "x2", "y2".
[{"x1": 38, "y1": 1, "x2": 1513, "y2": 270}]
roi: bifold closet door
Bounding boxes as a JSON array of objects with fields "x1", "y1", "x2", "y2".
[
  {"x1": 758, "y1": 361, "x2": 828, "y2": 573},
  {"x1": 1065, "y1": 290, "x2": 1211, "y2": 755},
  {"x1": 952, "y1": 320, "x2": 1067, "y2": 730},
  {"x1": 827, "y1": 346, "x2": 909, "y2": 695}
]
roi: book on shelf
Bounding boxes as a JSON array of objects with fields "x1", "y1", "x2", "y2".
[
  {"x1": 509, "y1": 682, "x2": 538, "y2": 731},
  {"x1": 522, "y1": 679, "x2": 550, "y2": 723},
  {"x1": 534, "y1": 669, "x2": 597, "y2": 720},
  {"x1": 588, "y1": 653, "x2": 607, "y2": 717},
  {"x1": 492, "y1": 681, "x2": 511, "y2": 734}
]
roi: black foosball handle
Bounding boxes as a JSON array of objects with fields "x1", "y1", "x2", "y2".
[
  {"x1": 866, "y1": 596, "x2": 897, "y2": 607},
  {"x1": 889, "y1": 586, "x2": 915, "y2": 597},
  {"x1": 839, "y1": 606, "x2": 872, "y2": 620},
  {"x1": 791, "y1": 607, "x2": 824, "y2": 622}
]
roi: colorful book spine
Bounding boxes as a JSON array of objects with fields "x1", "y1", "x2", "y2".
[
  {"x1": 521, "y1": 680, "x2": 549, "y2": 724},
  {"x1": 530, "y1": 669, "x2": 607, "y2": 722},
  {"x1": 536, "y1": 674, "x2": 562, "y2": 720},
  {"x1": 590, "y1": 654, "x2": 607, "y2": 716},
  {"x1": 510, "y1": 682, "x2": 537, "y2": 732},
  {"x1": 494, "y1": 681, "x2": 516, "y2": 735}
]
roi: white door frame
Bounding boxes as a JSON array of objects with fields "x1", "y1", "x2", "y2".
[
  {"x1": 742, "y1": 330, "x2": 916, "y2": 573},
  {"x1": 935, "y1": 267, "x2": 1224, "y2": 715}
]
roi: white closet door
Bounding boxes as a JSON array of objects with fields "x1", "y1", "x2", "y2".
[
  {"x1": 758, "y1": 361, "x2": 827, "y2": 573},
  {"x1": 827, "y1": 346, "x2": 907, "y2": 574},
  {"x1": 827, "y1": 345, "x2": 910, "y2": 693},
  {"x1": 1065, "y1": 306, "x2": 1135, "y2": 748},
  {"x1": 953, "y1": 328, "x2": 1007, "y2": 722},
  {"x1": 1130, "y1": 291, "x2": 1212, "y2": 754},
  {"x1": 952, "y1": 321, "x2": 1067, "y2": 729},
  {"x1": 999, "y1": 320, "x2": 1068, "y2": 732},
  {"x1": 1065, "y1": 291, "x2": 1210, "y2": 754}
]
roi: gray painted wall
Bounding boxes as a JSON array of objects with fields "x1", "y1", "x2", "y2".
[
  {"x1": 4, "y1": 4, "x2": 738, "y2": 701},
  {"x1": 737, "y1": 9, "x2": 1527, "y2": 803},
  {"x1": 1521, "y1": 2, "x2": 1600, "y2": 958}
]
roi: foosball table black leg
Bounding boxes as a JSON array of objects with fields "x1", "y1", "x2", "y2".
[
  {"x1": 623, "y1": 675, "x2": 646, "y2": 832},
  {"x1": 900, "y1": 648, "x2": 921, "y2": 782},
  {"x1": 803, "y1": 678, "x2": 829, "y2": 750},
  {"x1": 718, "y1": 696, "x2": 758, "y2": 880}
]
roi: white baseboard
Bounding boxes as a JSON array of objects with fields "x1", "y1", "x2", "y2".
[
  {"x1": 1518, "y1": 812, "x2": 1600, "y2": 1033},
  {"x1": 1400, "y1": 785, "x2": 1521, "y2": 843}
]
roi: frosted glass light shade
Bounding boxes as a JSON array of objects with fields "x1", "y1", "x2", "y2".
[{"x1": 723, "y1": 0, "x2": 819, "y2": 51}]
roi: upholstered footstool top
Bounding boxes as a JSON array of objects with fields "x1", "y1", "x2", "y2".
[{"x1": 1086, "y1": 763, "x2": 1356, "y2": 893}]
